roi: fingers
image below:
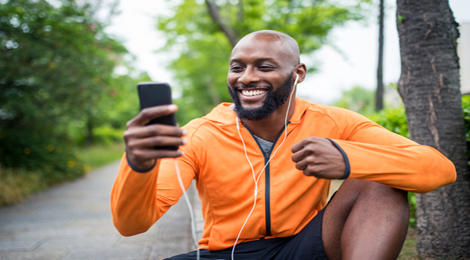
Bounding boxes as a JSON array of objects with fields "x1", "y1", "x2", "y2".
[
  {"x1": 124, "y1": 125, "x2": 187, "y2": 170},
  {"x1": 127, "y1": 104, "x2": 178, "y2": 128},
  {"x1": 291, "y1": 137, "x2": 320, "y2": 173},
  {"x1": 291, "y1": 138, "x2": 309, "y2": 153},
  {"x1": 131, "y1": 148, "x2": 184, "y2": 161},
  {"x1": 124, "y1": 124, "x2": 186, "y2": 140},
  {"x1": 127, "y1": 135, "x2": 187, "y2": 151},
  {"x1": 124, "y1": 124, "x2": 187, "y2": 152},
  {"x1": 291, "y1": 137, "x2": 345, "y2": 179},
  {"x1": 291, "y1": 143, "x2": 317, "y2": 172},
  {"x1": 291, "y1": 137, "x2": 319, "y2": 162},
  {"x1": 123, "y1": 105, "x2": 187, "y2": 169}
]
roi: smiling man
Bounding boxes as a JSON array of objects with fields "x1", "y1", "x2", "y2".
[{"x1": 111, "y1": 30, "x2": 456, "y2": 260}]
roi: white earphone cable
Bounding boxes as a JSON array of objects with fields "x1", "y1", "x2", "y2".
[
  {"x1": 174, "y1": 159, "x2": 200, "y2": 260},
  {"x1": 231, "y1": 74, "x2": 299, "y2": 260}
]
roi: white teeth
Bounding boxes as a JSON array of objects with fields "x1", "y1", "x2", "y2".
[{"x1": 241, "y1": 89, "x2": 267, "y2": 97}]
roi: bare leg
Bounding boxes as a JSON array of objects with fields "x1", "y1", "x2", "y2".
[{"x1": 322, "y1": 179, "x2": 409, "y2": 260}]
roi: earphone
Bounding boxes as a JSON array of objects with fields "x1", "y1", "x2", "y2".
[
  {"x1": 174, "y1": 159, "x2": 200, "y2": 260},
  {"x1": 232, "y1": 74, "x2": 299, "y2": 260}
]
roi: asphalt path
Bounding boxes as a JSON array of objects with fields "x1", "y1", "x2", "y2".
[{"x1": 0, "y1": 161, "x2": 200, "y2": 260}]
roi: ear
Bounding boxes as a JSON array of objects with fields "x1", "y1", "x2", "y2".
[{"x1": 294, "y1": 64, "x2": 307, "y2": 84}]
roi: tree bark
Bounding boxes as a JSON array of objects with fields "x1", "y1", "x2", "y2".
[
  {"x1": 376, "y1": 0, "x2": 384, "y2": 111},
  {"x1": 396, "y1": 0, "x2": 470, "y2": 258},
  {"x1": 205, "y1": 0, "x2": 239, "y2": 47}
]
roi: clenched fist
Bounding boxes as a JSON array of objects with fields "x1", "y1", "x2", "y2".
[{"x1": 291, "y1": 137, "x2": 346, "y2": 179}]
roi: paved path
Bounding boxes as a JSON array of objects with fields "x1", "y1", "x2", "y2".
[{"x1": 0, "y1": 161, "x2": 200, "y2": 260}]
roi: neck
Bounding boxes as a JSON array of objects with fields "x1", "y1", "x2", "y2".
[{"x1": 240, "y1": 99, "x2": 296, "y2": 142}]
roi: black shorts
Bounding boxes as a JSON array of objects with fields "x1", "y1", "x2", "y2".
[{"x1": 165, "y1": 206, "x2": 328, "y2": 260}]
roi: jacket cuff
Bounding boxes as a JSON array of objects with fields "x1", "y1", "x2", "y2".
[
  {"x1": 125, "y1": 151, "x2": 156, "y2": 173},
  {"x1": 326, "y1": 139, "x2": 351, "y2": 179}
]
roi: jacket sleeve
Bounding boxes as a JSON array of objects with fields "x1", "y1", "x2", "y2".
[
  {"x1": 329, "y1": 108, "x2": 456, "y2": 193},
  {"x1": 110, "y1": 134, "x2": 198, "y2": 236}
]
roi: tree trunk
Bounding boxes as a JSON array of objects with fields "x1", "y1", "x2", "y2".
[
  {"x1": 205, "y1": 0, "x2": 239, "y2": 47},
  {"x1": 396, "y1": 0, "x2": 470, "y2": 258},
  {"x1": 376, "y1": 0, "x2": 384, "y2": 111}
]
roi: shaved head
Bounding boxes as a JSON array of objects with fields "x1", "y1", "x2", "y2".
[
  {"x1": 227, "y1": 30, "x2": 306, "y2": 122},
  {"x1": 232, "y1": 30, "x2": 300, "y2": 67}
]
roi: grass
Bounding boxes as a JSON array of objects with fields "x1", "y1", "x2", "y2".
[
  {"x1": 0, "y1": 142, "x2": 125, "y2": 206},
  {"x1": 0, "y1": 167, "x2": 47, "y2": 206},
  {"x1": 76, "y1": 142, "x2": 125, "y2": 171},
  {"x1": 399, "y1": 228, "x2": 418, "y2": 259}
]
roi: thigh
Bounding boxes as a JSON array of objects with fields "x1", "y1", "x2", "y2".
[{"x1": 322, "y1": 179, "x2": 409, "y2": 260}]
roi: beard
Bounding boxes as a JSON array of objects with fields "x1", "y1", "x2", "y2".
[{"x1": 228, "y1": 73, "x2": 294, "y2": 121}]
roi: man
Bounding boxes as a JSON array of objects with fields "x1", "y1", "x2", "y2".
[{"x1": 111, "y1": 30, "x2": 456, "y2": 259}]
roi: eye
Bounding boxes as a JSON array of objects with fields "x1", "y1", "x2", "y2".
[
  {"x1": 259, "y1": 65, "x2": 274, "y2": 71},
  {"x1": 230, "y1": 65, "x2": 244, "y2": 72}
]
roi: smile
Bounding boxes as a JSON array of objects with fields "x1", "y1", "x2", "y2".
[{"x1": 240, "y1": 89, "x2": 267, "y2": 97}]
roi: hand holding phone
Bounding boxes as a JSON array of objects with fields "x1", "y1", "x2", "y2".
[
  {"x1": 123, "y1": 82, "x2": 186, "y2": 171},
  {"x1": 138, "y1": 82, "x2": 178, "y2": 150}
]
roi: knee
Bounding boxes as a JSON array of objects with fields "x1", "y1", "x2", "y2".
[{"x1": 342, "y1": 179, "x2": 409, "y2": 213}]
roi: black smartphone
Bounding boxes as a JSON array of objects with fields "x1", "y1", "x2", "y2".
[{"x1": 137, "y1": 82, "x2": 178, "y2": 150}]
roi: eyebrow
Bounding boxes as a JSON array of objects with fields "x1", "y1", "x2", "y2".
[{"x1": 230, "y1": 58, "x2": 276, "y2": 63}]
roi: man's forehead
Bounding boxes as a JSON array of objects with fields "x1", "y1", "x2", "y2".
[{"x1": 230, "y1": 31, "x2": 299, "y2": 64}]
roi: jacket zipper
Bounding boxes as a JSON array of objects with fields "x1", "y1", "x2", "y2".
[{"x1": 242, "y1": 122, "x2": 290, "y2": 237}]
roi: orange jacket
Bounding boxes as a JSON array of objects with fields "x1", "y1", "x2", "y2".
[{"x1": 111, "y1": 98, "x2": 456, "y2": 251}]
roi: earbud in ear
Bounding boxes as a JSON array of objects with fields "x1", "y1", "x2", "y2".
[{"x1": 293, "y1": 74, "x2": 299, "y2": 87}]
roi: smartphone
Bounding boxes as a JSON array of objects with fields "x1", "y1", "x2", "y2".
[{"x1": 137, "y1": 82, "x2": 178, "y2": 150}]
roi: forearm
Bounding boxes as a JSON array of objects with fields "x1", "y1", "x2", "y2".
[
  {"x1": 333, "y1": 140, "x2": 457, "y2": 193},
  {"x1": 111, "y1": 153, "x2": 161, "y2": 236}
]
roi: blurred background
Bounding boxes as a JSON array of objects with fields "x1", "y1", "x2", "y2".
[{"x1": 1, "y1": 0, "x2": 469, "y2": 258}]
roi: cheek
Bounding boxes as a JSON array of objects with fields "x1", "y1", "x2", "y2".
[{"x1": 227, "y1": 75, "x2": 238, "y2": 86}]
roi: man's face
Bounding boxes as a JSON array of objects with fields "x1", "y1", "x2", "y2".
[
  {"x1": 227, "y1": 34, "x2": 297, "y2": 121},
  {"x1": 228, "y1": 73, "x2": 293, "y2": 120}
]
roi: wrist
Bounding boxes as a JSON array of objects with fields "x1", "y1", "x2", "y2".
[{"x1": 126, "y1": 152, "x2": 156, "y2": 173}]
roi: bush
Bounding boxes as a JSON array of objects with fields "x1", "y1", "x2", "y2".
[
  {"x1": 461, "y1": 95, "x2": 470, "y2": 160},
  {"x1": 0, "y1": 129, "x2": 85, "y2": 184},
  {"x1": 0, "y1": 167, "x2": 47, "y2": 206},
  {"x1": 368, "y1": 106, "x2": 409, "y2": 138}
]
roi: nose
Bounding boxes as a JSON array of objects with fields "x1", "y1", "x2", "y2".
[{"x1": 238, "y1": 66, "x2": 260, "y2": 86}]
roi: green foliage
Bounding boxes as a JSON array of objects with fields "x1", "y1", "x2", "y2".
[
  {"x1": 0, "y1": 142, "x2": 125, "y2": 206},
  {"x1": 77, "y1": 142, "x2": 124, "y2": 171},
  {"x1": 334, "y1": 86, "x2": 376, "y2": 115},
  {"x1": 407, "y1": 192, "x2": 417, "y2": 228},
  {"x1": 0, "y1": 0, "x2": 142, "y2": 188},
  {"x1": 157, "y1": 0, "x2": 370, "y2": 125},
  {"x1": 368, "y1": 106, "x2": 409, "y2": 138},
  {"x1": 461, "y1": 95, "x2": 470, "y2": 160},
  {"x1": 0, "y1": 167, "x2": 47, "y2": 206},
  {"x1": 70, "y1": 71, "x2": 150, "y2": 146},
  {"x1": 0, "y1": 129, "x2": 84, "y2": 182}
]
